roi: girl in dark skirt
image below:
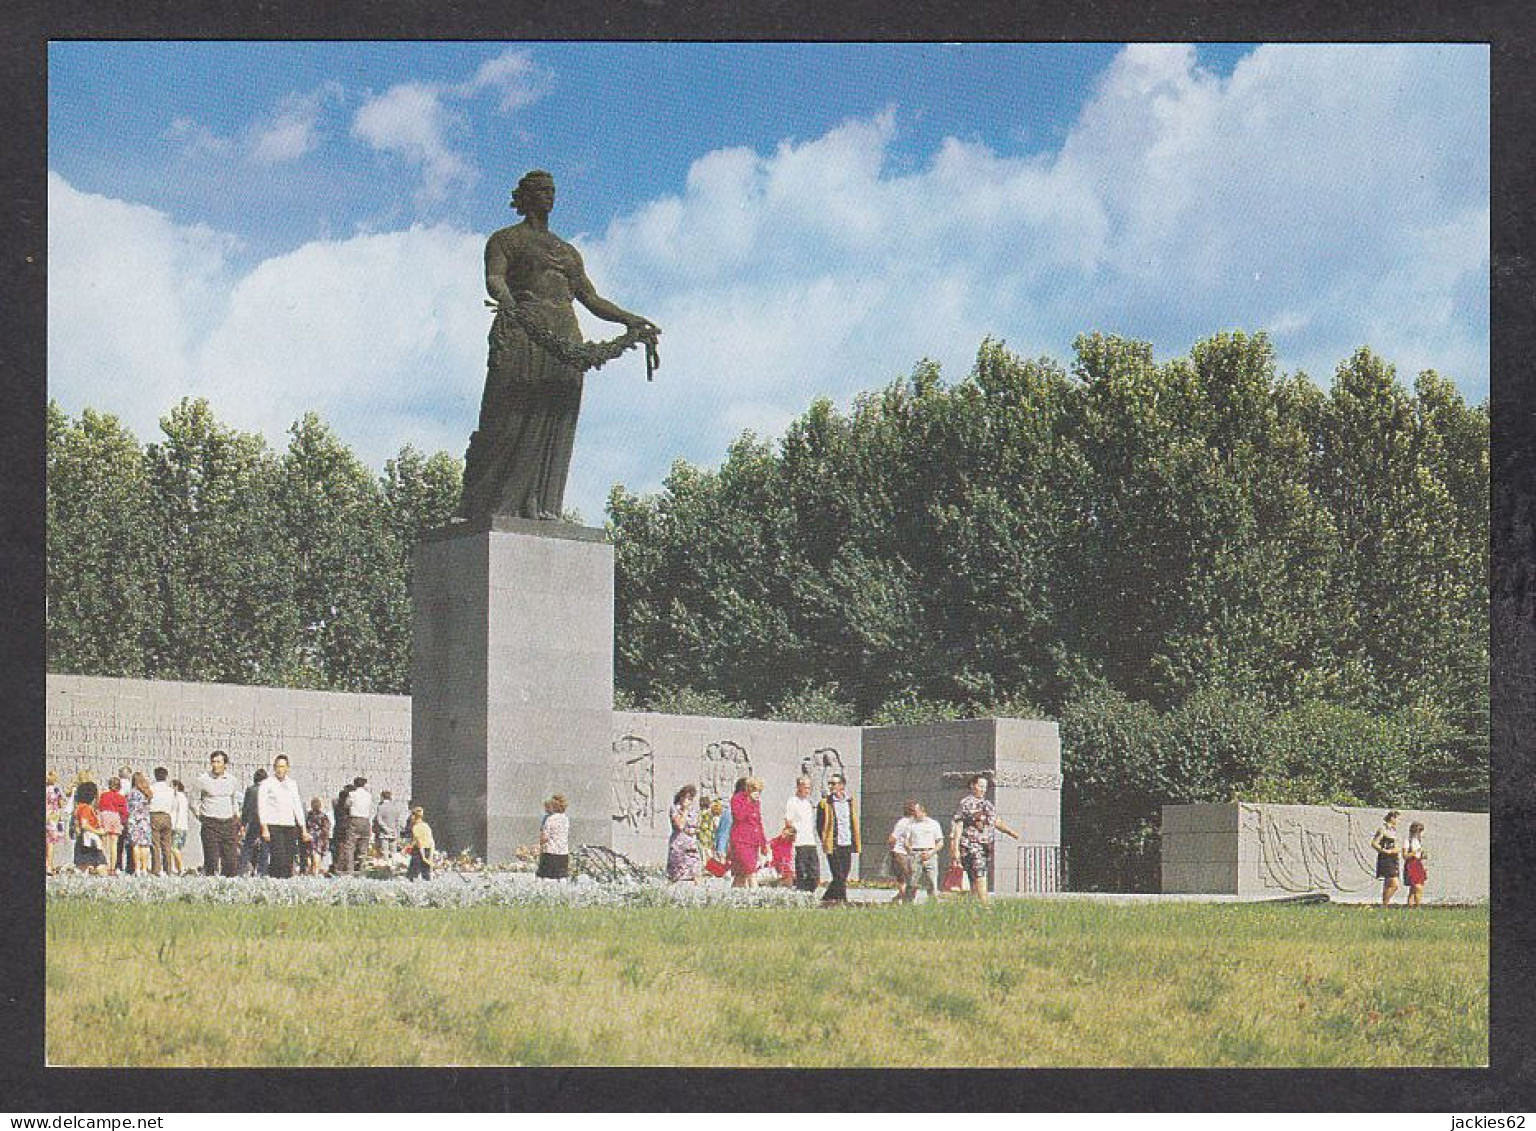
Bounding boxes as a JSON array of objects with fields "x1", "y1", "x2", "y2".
[
  {"x1": 536, "y1": 794, "x2": 570, "y2": 879},
  {"x1": 1370, "y1": 809, "x2": 1403, "y2": 906},
  {"x1": 72, "y1": 780, "x2": 108, "y2": 873}
]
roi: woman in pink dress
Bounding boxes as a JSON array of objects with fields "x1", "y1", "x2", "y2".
[
  {"x1": 45, "y1": 770, "x2": 67, "y2": 875},
  {"x1": 728, "y1": 777, "x2": 769, "y2": 888}
]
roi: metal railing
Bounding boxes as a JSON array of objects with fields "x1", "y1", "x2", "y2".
[
  {"x1": 576, "y1": 844, "x2": 648, "y2": 883},
  {"x1": 1011, "y1": 843, "x2": 1068, "y2": 893}
]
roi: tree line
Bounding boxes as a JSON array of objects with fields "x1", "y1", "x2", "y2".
[
  {"x1": 48, "y1": 331, "x2": 1489, "y2": 888},
  {"x1": 47, "y1": 399, "x2": 463, "y2": 694}
]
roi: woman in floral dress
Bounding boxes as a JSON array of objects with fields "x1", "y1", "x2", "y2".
[
  {"x1": 306, "y1": 797, "x2": 332, "y2": 875},
  {"x1": 126, "y1": 771, "x2": 154, "y2": 875},
  {"x1": 45, "y1": 770, "x2": 66, "y2": 875},
  {"x1": 667, "y1": 784, "x2": 703, "y2": 882},
  {"x1": 948, "y1": 773, "x2": 1020, "y2": 904}
]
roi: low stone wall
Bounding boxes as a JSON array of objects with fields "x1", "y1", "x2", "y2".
[
  {"x1": 1161, "y1": 802, "x2": 1489, "y2": 903},
  {"x1": 47, "y1": 673, "x2": 1063, "y2": 890},
  {"x1": 47, "y1": 674, "x2": 412, "y2": 870}
]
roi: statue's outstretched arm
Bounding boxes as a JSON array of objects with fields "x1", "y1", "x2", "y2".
[{"x1": 571, "y1": 262, "x2": 658, "y2": 337}]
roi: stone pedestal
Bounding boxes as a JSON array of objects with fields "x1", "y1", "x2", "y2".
[{"x1": 411, "y1": 518, "x2": 614, "y2": 863}]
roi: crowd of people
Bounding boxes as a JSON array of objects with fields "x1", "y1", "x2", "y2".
[
  {"x1": 666, "y1": 770, "x2": 1020, "y2": 904},
  {"x1": 48, "y1": 757, "x2": 1440, "y2": 907},
  {"x1": 48, "y1": 752, "x2": 1028, "y2": 902},
  {"x1": 46, "y1": 752, "x2": 436, "y2": 880}
]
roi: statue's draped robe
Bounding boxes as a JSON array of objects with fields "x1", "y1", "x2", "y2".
[{"x1": 460, "y1": 288, "x2": 585, "y2": 523}]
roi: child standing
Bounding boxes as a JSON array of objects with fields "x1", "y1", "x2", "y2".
[
  {"x1": 407, "y1": 805, "x2": 434, "y2": 881},
  {"x1": 770, "y1": 819, "x2": 796, "y2": 886}
]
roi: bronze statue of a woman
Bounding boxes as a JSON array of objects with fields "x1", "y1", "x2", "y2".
[{"x1": 459, "y1": 169, "x2": 659, "y2": 524}]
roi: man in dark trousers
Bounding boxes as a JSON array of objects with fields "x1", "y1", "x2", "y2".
[
  {"x1": 784, "y1": 776, "x2": 821, "y2": 893},
  {"x1": 337, "y1": 776, "x2": 372, "y2": 874},
  {"x1": 238, "y1": 767, "x2": 269, "y2": 877},
  {"x1": 816, "y1": 773, "x2": 861, "y2": 904},
  {"x1": 193, "y1": 750, "x2": 242, "y2": 876},
  {"x1": 257, "y1": 753, "x2": 310, "y2": 879}
]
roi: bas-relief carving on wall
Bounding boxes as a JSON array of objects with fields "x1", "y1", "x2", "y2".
[
  {"x1": 800, "y1": 747, "x2": 845, "y2": 797},
  {"x1": 608, "y1": 737, "x2": 848, "y2": 829},
  {"x1": 940, "y1": 768, "x2": 1064, "y2": 790},
  {"x1": 1241, "y1": 805, "x2": 1378, "y2": 894},
  {"x1": 700, "y1": 739, "x2": 752, "y2": 802},
  {"x1": 610, "y1": 734, "x2": 657, "y2": 830}
]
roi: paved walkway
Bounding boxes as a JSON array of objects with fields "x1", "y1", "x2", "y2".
[{"x1": 841, "y1": 888, "x2": 1332, "y2": 906}]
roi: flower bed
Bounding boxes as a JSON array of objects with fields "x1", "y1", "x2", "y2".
[{"x1": 44, "y1": 871, "x2": 817, "y2": 910}]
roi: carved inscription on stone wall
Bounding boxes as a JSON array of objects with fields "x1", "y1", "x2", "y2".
[
  {"x1": 610, "y1": 734, "x2": 657, "y2": 831},
  {"x1": 700, "y1": 740, "x2": 752, "y2": 803},
  {"x1": 46, "y1": 696, "x2": 412, "y2": 810},
  {"x1": 48, "y1": 715, "x2": 286, "y2": 768},
  {"x1": 50, "y1": 710, "x2": 408, "y2": 760},
  {"x1": 940, "y1": 768, "x2": 1063, "y2": 790}
]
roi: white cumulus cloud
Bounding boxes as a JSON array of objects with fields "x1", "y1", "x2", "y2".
[
  {"x1": 352, "y1": 48, "x2": 550, "y2": 208},
  {"x1": 249, "y1": 84, "x2": 340, "y2": 164},
  {"x1": 48, "y1": 171, "x2": 488, "y2": 464},
  {"x1": 462, "y1": 48, "x2": 550, "y2": 112},
  {"x1": 572, "y1": 42, "x2": 1487, "y2": 507},
  {"x1": 352, "y1": 81, "x2": 474, "y2": 205},
  {"x1": 50, "y1": 44, "x2": 1487, "y2": 524}
]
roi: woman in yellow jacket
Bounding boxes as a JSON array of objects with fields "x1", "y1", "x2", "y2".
[{"x1": 406, "y1": 806, "x2": 434, "y2": 881}]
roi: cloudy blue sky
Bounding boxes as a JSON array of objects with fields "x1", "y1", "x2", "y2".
[{"x1": 48, "y1": 42, "x2": 1489, "y2": 521}]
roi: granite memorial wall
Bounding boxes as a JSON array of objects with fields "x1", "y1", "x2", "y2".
[
  {"x1": 47, "y1": 672, "x2": 1064, "y2": 889},
  {"x1": 607, "y1": 711, "x2": 862, "y2": 871},
  {"x1": 1161, "y1": 802, "x2": 1489, "y2": 903},
  {"x1": 47, "y1": 673, "x2": 413, "y2": 870}
]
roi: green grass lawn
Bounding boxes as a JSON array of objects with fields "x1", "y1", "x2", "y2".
[{"x1": 45, "y1": 898, "x2": 1487, "y2": 1068}]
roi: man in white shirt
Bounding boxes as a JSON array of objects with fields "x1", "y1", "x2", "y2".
[
  {"x1": 148, "y1": 766, "x2": 176, "y2": 876},
  {"x1": 193, "y1": 750, "x2": 242, "y2": 877},
  {"x1": 257, "y1": 754, "x2": 310, "y2": 879},
  {"x1": 902, "y1": 802, "x2": 945, "y2": 903},
  {"x1": 784, "y1": 777, "x2": 821, "y2": 893},
  {"x1": 337, "y1": 776, "x2": 373, "y2": 874}
]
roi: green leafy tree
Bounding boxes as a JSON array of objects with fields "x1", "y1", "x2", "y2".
[
  {"x1": 379, "y1": 446, "x2": 464, "y2": 692},
  {"x1": 144, "y1": 399, "x2": 295, "y2": 683},
  {"x1": 46, "y1": 403, "x2": 159, "y2": 675},
  {"x1": 273, "y1": 413, "x2": 398, "y2": 691},
  {"x1": 767, "y1": 682, "x2": 858, "y2": 725}
]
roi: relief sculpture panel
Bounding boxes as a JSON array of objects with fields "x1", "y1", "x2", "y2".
[
  {"x1": 799, "y1": 747, "x2": 845, "y2": 797},
  {"x1": 700, "y1": 739, "x2": 752, "y2": 803},
  {"x1": 1241, "y1": 805, "x2": 1377, "y2": 895},
  {"x1": 610, "y1": 734, "x2": 657, "y2": 831}
]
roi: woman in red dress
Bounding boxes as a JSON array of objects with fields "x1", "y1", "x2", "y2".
[
  {"x1": 1403, "y1": 821, "x2": 1429, "y2": 907},
  {"x1": 728, "y1": 777, "x2": 769, "y2": 888},
  {"x1": 97, "y1": 776, "x2": 129, "y2": 876}
]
